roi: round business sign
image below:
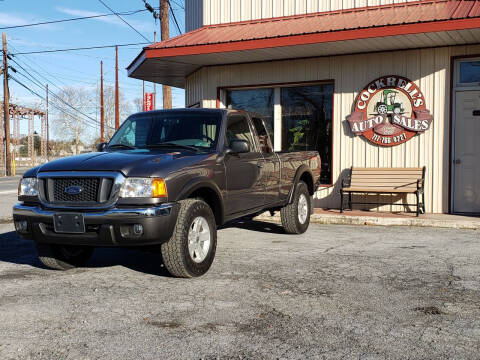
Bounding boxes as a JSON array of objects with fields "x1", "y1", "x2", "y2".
[{"x1": 347, "y1": 75, "x2": 433, "y2": 146}]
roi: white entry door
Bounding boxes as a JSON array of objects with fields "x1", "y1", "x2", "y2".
[{"x1": 453, "y1": 90, "x2": 480, "y2": 213}]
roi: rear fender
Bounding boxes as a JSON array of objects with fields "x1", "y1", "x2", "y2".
[{"x1": 287, "y1": 165, "x2": 314, "y2": 204}]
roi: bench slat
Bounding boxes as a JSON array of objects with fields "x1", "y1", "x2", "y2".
[
  {"x1": 351, "y1": 167, "x2": 423, "y2": 171},
  {"x1": 350, "y1": 174, "x2": 423, "y2": 179},
  {"x1": 343, "y1": 187, "x2": 417, "y2": 193},
  {"x1": 350, "y1": 183, "x2": 417, "y2": 188},
  {"x1": 351, "y1": 172, "x2": 423, "y2": 177}
]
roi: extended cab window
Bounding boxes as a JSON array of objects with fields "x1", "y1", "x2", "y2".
[
  {"x1": 252, "y1": 117, "x2": 273, "y2": 153},
  {"x1": 225, "y1": 115, "x2": 255, "y2": 151}
]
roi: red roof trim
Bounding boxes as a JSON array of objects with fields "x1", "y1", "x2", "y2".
[{"x1": 145, "y1": 18, "x2": 480, "y2": 59}]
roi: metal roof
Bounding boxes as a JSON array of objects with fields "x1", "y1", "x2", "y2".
[
  {"x1": 128, "y1": 0, "x2": 480, "y2": 88},
  {"x1": 150, "y1": 0, "x2": 480, "y2": 49}
]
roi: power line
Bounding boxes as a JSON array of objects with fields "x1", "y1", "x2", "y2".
[
  {"x1": 10, "y1": 63, "x2": 110, "y2": 129},
  {"x1": 9, "y1": 51, "x2": 100, "y2": 110},
  {"x1": 9, "y1": 42, "x2": 150, "y2": 55},
  {"x1": 0, "y1": 9, "x2": 149, "y2": 30},
  {"x1": 97, "y1": 0, "x2": 152, "y2": 42},
  {"x1": 169, "y1": 0, "x2": 185, "y2": 10},
  {"x1": 9, "y1": 56, "x2": 63, "y2": 92},
  {"x1": 168, "y1": 0, "x2": 183, "y2": 35},
  {"x1": 10, "y1": 76, "x2": 102, "y2": 131}
]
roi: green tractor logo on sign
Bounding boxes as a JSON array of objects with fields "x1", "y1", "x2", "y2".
[{"x1": 375, "y1": 90, "x2": 404, "y2": 115}]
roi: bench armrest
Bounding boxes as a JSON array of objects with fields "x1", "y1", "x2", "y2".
[
  {"x1": 342, "y1": 177, "x2": 351, "y2": 189},
  {"x1": 417, "y1": 178, "x2": 424, "y2": 191}
]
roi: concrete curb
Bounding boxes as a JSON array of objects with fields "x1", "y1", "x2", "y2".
[
  {"x1": 256, "y1": 213, "x2": 480, "y2": 230},
  {"x1": 2, "y1": 212, "x2": 478, "y2": 230}
]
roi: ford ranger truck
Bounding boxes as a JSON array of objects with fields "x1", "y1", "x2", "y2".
[{"x1": 13, "y1": 109, "x2": 321, "y2": 278}]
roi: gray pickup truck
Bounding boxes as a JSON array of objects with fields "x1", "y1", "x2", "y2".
[{"x1": 13, "y1": 109, "x2": 321, "y2": 277}]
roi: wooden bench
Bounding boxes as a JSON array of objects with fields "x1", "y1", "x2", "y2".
[{"x1": 340, "y1": 167, "x2": 426, "y2": 216}]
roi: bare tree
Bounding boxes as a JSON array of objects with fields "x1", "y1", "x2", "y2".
[
  {"x1": 51, "y1": 86, "x2": 93, "y2": 155},
  {"x1": 133, "y1": 97, "x2": 143, "y2": 112},
  {"x1": 98, "y1": 85, "x2": 131, "y2": 140}
]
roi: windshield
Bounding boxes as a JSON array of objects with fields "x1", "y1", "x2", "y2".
[{"x1": 108, "y1": 112, "x2": 221, "y2": 152}]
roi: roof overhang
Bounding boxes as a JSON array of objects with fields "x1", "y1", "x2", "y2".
[{"x1": 128, "y1": 18, "x2": 480, "y2": 88}]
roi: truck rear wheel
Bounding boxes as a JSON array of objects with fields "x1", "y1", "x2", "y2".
[
  {"x1": 35, "y1": 243, "x2": 93, "y2": 270},
  {"x1": 281, "y1": 181, "x2": 311, "y2": 234},
  {"x1": 161, "y1": 199, "x2": 217, "y2": 278}
]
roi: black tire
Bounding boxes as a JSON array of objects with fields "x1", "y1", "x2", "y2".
[
  {"x1": 281, "y1": 181, "x2": 311, "y2": 234},
  {"x1": 35, "y1": 243, "x2": 93, "y2": 270},
  {"x1": 161, "y1": 199, "x2": 217, "y2": 278}
]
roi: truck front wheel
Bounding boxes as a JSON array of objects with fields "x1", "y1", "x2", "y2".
[
  {"x1": 281, "y1": 181, "x2": 311, "y2": 234},
  {"x1": 161, "y1": 199, "x2": 217, "y2": 278},
  {"x1": 35, "y1": 243, "x2": 93, "y2": 270}
]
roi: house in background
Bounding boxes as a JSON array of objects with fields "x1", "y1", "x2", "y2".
[{"x1": 128, "y1": 0, "x2": 480, "y2": 214}]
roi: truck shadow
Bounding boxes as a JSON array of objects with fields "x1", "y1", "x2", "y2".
[
  {"x1": 0, "y1": 219, "x2": 285, "y2": 276},
  {"x1": 0, "y1": 230, "x2": 170, "y2": 277}
]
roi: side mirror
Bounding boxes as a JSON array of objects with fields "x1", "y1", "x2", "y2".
[
  {"x1": 230, "y1": 139, "x2": 250, "y2": 154},
  {"x1": 97, "y1": 142, "x2": 107, "y2": 152}
]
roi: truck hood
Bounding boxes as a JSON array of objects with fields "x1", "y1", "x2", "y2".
[{"x1": 36, "y1": 149, "x2": 212, "y2": 178}]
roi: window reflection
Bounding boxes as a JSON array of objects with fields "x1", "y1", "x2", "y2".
[
  {"x1": 226, "y1": 88, "x2": 274, "y2": 145},
  {"x1": 281, "y1": 85, "x2": 333, "y2": 184},
  {"x1": 226, "y1": 83, "x2": 334, "y2": 185}
]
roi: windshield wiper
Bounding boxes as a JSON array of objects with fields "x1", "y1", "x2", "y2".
[
  {"x1": 146, "y1": 143, "x2": 201, "y2": 152},
  {"x1": 108, "y1": 143, "x2": 137, "y2": 150}
]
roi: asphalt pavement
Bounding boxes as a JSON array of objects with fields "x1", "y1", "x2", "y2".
[
  {"x1": 0, "y1": 176, "x2": 21, "y2": 221},
  {"x1": 0, "y1": 221, "x2": 479, "y2": 359}
]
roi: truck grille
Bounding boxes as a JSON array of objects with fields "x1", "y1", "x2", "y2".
[
  {"x1": 52, "y1": 178, "x2": 100, "y2": 203},
  {"x1": 37, "y1": 172, "x2": 122, "y2": 208}
]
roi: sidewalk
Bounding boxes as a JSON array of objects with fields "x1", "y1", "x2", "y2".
[{"x1": 258, "y1": 209, "x2": 480, "y2": 230}]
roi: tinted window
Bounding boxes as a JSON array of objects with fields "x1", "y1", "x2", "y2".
[
  {"x1": 109, "y1": 112, "x2": 221, "y2": 151},
  {"x1": 225, "y1": 115, "x2": 254, "y2": 151},
  {"x1": 281, "y1": 84, "x2": 333, "y2": 184},
  {"x1": 226, "y1": 88, "x2": 274, "y2": 146}
]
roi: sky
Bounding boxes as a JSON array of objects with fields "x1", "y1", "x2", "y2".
[{"x1": 0, "y1": 0, "x2": 186, "y2": 141}]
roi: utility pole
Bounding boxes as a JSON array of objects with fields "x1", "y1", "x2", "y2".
[
  {"x1": 115, "y1": 46, "x2": 119, "y2": 129},
  {"x1": 153, "y1": 31, "x2": 157, "y2": 110},
  {"x1": 2, "y1": 32, "x2": 11, "y2": 176},
  {"x1": 46, "y1": 84, "x2": 49, "y2": 160},
  {"x1": 160, "y1": 0, "x2": 172, "y2": 109},
  {"x1": 100, "y1": 61, "x2": 105, "y2": 142}
]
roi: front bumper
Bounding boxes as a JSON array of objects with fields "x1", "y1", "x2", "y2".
[{"x1": 12, "y1": 203, "x2": 179, "y2": 246}]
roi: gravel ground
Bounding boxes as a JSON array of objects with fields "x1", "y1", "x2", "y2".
[{"x1": 0, "y1": 220, "x2": 479, "y2": 359}]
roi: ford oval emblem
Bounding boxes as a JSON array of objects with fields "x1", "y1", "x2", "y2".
[{"x1": 65, "y1": 185, "x2": 84, "y2": 195}]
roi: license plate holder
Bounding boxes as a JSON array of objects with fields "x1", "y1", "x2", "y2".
[{"x1": 53, "y1": 213, "x2": 85, "y2": 234}]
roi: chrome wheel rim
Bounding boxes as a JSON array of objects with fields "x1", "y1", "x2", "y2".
[
  {"x1": 187, "y1": 216, "x2": 211, "y2": 263},
  {"x1": 298, "y1": 194, "x2": 309, "y2": 225}
]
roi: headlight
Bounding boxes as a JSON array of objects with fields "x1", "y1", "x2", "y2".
[
  {"x1": 18, "y1": 178, "x2": 38, "y2": 197},
  {"x1": 119, "y1": 178, "x2": 167, "y2": 198}
]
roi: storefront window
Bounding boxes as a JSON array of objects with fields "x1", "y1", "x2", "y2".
[
  {"x1": 460, "y1": 61, "x2": 480, "y2": 84},
  {"x1": 226, "y1": 88, "x2": 274, "y2": 145},
  {"x1": 281, "y1": 84, "x2": 333, "y2": 184},
  {"x1": 226, "y1": 84, "x2": 333, "y2": 185}
]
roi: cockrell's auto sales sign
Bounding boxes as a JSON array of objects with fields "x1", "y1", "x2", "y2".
[{"x1": 348, "y1": 75, "x2": 433, "y2": 146}]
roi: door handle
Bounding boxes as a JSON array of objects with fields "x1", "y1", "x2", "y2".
[
  {"x1": 454, "y1": 159, "x2": 462, "y2": 165},
  {"x1": 257, "y1": 161, "x2": 264, "y2": 168}
]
